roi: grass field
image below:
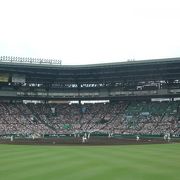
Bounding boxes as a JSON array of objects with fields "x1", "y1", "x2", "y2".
[{"x1": 0, "y1": 143, "x2": 180, "y2": 180}]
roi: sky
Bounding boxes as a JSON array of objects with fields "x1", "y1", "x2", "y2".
[{"x1": 0, "y1": 0, "x2": 180, "y2": 65}]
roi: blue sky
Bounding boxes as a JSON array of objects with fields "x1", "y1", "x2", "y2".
[{"x1": 0, "y1": 0, "x2": 180, "y2": 65}]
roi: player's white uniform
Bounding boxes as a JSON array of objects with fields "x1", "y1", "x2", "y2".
[
  {"x1": 82, "y1": 136, "x2": 87, "y2": 143},
  {"x1": 164, "y1": 134, "x2": 167, "y2": 140},
  {"x1": 136, "y1": 136, "x2": 140, "y2": 141}
]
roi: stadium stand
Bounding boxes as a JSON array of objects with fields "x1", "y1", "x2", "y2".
[
  {"x1": 0, "y1": 101, "x2": 179, "y2": 136},
  {"x1": 0, "y1": 57, "x2": 180, "y2": 141}
]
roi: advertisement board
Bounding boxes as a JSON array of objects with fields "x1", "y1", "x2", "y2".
[{"x1": 0, "y1": 74, "x2": 9, "y2": 82}]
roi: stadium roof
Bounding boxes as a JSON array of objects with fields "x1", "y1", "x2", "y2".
[
  {"x1": 1, "y1": 56, "x2": 180, "y2": 68},
  {"x1": 0, "y1": 57, "x2": 180, "y2": 84}
]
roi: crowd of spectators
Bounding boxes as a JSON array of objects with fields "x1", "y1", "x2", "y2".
[{"x1": 0, "y1": 101, "x2": 180, "y2": 136}]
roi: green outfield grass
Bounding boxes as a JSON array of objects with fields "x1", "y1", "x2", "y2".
[{"x1": 0, "y1": 143, "x2": 180, "y2": 180}]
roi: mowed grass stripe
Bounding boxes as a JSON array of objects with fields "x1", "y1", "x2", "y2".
[
  {"x1": 0, "y1": 144, "x2": 180, "y2": 180},
  {"x1": 0, "y1": 148, "x2": 110, "y2": 180}
]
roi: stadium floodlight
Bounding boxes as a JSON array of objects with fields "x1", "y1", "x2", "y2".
[{"x1": 0, "y1": 56, "x2": 62, "y2": 65}]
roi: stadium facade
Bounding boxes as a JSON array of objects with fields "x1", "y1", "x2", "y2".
[{"x1": 0, "y1": 56, "x2": 180, "y2": 101}]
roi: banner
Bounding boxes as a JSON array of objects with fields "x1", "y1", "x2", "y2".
[
  {"x1": 141, "y1": 112, "x2": 150, "y2": 116},
  {"x1": 12, "y1": 74, "x2": 26, "y2": 83},
  {"x1": 51, "y1": 108, "x2": 55, "y2": 114}
]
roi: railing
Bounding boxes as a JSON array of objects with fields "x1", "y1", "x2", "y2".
[{"x1": 0, "y1": 56, "x2": 62, "y2": 65}]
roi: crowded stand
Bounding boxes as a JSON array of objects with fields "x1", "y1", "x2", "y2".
[{"x1": 0, "y1": 101, "x2": 180, "y2": 137}]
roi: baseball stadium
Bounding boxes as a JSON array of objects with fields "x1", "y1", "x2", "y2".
[{"x1": 0, "y1": 56, "x2": 180, "y2": 180}]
